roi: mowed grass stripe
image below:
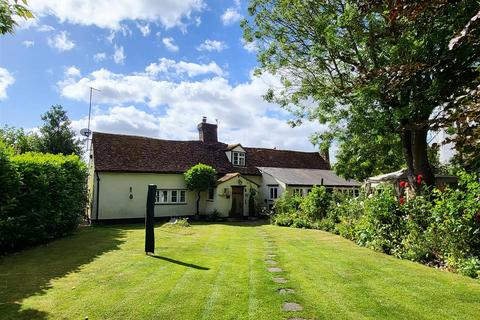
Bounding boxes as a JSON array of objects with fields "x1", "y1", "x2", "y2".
[
  {"x1": 267, "y1": 225, "x2": 480, "y2": 320},
  {"x1": 1, "y1": 223, "x2": 479, "y2": 320}
]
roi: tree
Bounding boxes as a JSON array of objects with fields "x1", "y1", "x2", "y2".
[
  {"x1": 243, "y1": 0, "x2": 480, "y2": 191},
  {"x1": 0, "y1": 125, "x2": 40, "y2": 154},
  {"x1": 184, "y1": 164, "x2": 217, "y2": 216},
  {"x1": 37, "y1": 105, "x2": 83, "y2": 156},
  {"x1": 0, "y1": 0, "x2": 34, "y2": 35}
]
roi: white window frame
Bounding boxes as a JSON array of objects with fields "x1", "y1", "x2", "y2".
[
  {"x1": 293, "y1": 188, "x2": 303, "y2": 197},
  {"x1": 232, "y1": 151, "x2": 245, "y2": 166},
  {"x1": 155, "y1": 189, "x2": 187, "y2": 204},
  {"x1": 269, "y1": 186, "x2": 278, "y2": 200}
]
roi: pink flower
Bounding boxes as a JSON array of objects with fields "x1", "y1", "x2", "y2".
[
  {"x1": 399, "y1": 181, "x2": 406, "y2": 188},
  {"x1": 399, "y1": 197, "x2": 405, "y2": 205}
]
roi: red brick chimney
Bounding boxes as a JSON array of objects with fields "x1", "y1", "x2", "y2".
[{"x1": 198, "y1": 117, "x2": 218, "y2": 143}]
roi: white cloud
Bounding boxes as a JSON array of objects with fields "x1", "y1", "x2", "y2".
[
  {"x1": 93, "y1": 52, "x2": 107, "y2": 62},
  {"x1": 38, "y1": 24, "x2": 55, "y2": 32},
  {"x1": 136, "y1": 22, "x2": 150, "y2": 36},
  {"x1": 65, "y1": 66, "x2": 81, "y2": 77},
  {"x1": 196, "y1": 39, "x2": 228, "y2": 52},
  {"x1": 29, "y1": 0, "x2": 204, "y2": 30},
  {"x1": 47, "y1": 31, "x2": 75, "y2": 51},
  {"x1": 59, "y1": 63, "x2": 323, "y2": 151},
  {"x1": 241, "y1": 38, "x2": 258, "y2": 53},
  {"x1": 145, "y1": 58, "x2": 224, "y2": 77},
  {"x1": 194, "y1": 16, "x2": 201, "y2": 27},
  {"x1": 113, "y1": 45, "x2": 126, "y2": 64},
  {"x1": 221, "y1": 7, "x2": 242, "y2": 26},
  {"x1": 162, "y1": 37, "x2": 179, "y2": 52},
  {"x1": 22, "y1": 40, "x2": 35, "y2": 48},
  {"x1": 0, "y1": 67, "x2": 15, "y2": 100}
]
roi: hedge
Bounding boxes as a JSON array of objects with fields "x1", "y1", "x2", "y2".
[{"x1": 0, "y1": 142, "x2": 87, "y2": 253}]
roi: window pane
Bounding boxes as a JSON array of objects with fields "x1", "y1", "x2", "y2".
[
  {"x1": 208, "y1": 188, "x2": 214, "y2": 200},
  {"x1": 180, "y1": 190, "x2": 186, "y2": 203},
  {"x1": 155, "y1": 190, "x2": 160, "y2": 203},
  {"x1": 171, "y1": 190, "x2": 177, "y2": 203},
  {"x1": 162, "y1": 191, "x2": 168, "y2": 203}
]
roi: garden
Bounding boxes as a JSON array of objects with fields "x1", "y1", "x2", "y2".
[{"x1": 271, "y1": 171, "x2": 480, "y2": 278}]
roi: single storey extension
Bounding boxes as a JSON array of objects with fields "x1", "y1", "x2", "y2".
[{"x1": 87, "y1": 118, "x2": 360, "y2": 221}]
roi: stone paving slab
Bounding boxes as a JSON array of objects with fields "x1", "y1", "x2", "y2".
[
  {"x1": 267, "y1": 267, "x2": 283, "y2": 272},
  {"x1": 273, "y1": 277, "x2": 287, "y2": 283},
  {"x1": 283, "y1": 302, "x2": 303, "y2": 312},
  {"x1": 278, "y1": 288, "x2": 295, "y2": 294},
  {"x1": 265, "y1": 259, "x2": 278, "y2": 265}
]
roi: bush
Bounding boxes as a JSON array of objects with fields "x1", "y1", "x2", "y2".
[
  {"x1": 0, "y1": 147, "x2": 87, "y2": 254},
  {"x1": 273, "y1": 191, "x2": 302, "y2": 215},
  {"x1": 300, "y1": 186, "x2": 331, "y2": 220}
]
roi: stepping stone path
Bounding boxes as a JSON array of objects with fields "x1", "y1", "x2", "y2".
[
  {"x1": 282, "y1": 303, "x2": 303, "y2": 312},
  {"x1": 278, "y1": 288, "x2": 295, "y2": 294},
  {"x1": 259, "y1": 229, "x2": 305, "y2": 319}
]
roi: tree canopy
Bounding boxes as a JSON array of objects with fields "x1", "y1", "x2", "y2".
[
  {"x1": 184, "y1": 163, "x2": 217, "y2": 215},
  {"x1": 243, "y1": 0, "x2": 480, "y2": 187},
  {"x1": 37, "y1": 105, "x2": 83, "y2": 156},
  {"x1": 0, "y1": 0, "x2": 33, "y2": 35}
]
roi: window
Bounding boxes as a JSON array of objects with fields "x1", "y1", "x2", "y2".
[
  {"x1": 171, "y1": 190, "x2": 178, "y2": 203},
  {"x1": 293, "y1": 188, "x2": 303, "y2": 197},
  {"x1": 232, "y1": 151, "x2": 245, "y2": 166},
  {"x1": 156, "y1": 190, "x2": 168, "y2": 203},
  {"x1": 269, "y1": 186, "x2": 278, "y2": 200},
  {"x1": 306, "y1": 188, "x2": 312, "y2": 195},
  {"x1": 155, "y1": 189, "x2": 186, "y2": 204},
  {"x1": 208, "y1": 188, "x2": 214, "y2": 201}
]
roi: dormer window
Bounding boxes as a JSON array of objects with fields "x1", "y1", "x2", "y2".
[{"x1": 232, "y1": 151, "x2": 245, "y2": 166}]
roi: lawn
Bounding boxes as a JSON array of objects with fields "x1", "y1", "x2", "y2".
[{"x1": 1, "y1": 222, "x2": 479, "y2": 320}]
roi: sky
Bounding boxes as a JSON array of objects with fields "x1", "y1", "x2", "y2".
[{"x1": 0, "y1": 0, "x2": 323, "y2": 153}]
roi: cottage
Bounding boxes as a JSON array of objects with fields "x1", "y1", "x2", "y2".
[{"x1": 88, "y1": 118, "x2": 360, "y2": 221}]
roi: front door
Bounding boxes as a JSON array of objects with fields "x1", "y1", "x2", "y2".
[{"x1": 230, "y1": 186, "x2": 244, "y2": 217}]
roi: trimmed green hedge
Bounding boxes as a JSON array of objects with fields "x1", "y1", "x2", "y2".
[{"x1": 0, "y1": 142, "x2": 87, "y2": 253}]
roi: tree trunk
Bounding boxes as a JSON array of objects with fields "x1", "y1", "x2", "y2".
[
  {"x1": 401, "y1": 128, "x2": 435, "y2": 193},
  {"x1": 196, "y1": 191, "x2": 200, "y2": 216}
]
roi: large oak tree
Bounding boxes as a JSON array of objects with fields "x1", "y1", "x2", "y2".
[{"x1": 243, "y1": 0, "x2": 480, "y2": 189}]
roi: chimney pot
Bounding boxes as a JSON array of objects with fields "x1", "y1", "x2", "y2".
[{"x1": 202, "y1": 116, "x2": 207, "y2": 123}]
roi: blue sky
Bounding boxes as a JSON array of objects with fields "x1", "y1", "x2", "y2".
[{"x1": 0, "y1": 0, "x2": 322, "y2": 152}]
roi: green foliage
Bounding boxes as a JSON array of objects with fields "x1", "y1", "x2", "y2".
[
  {"x1": 272, "y1": 191, "x2": 302, "y2": 215},
  {"x1": 0, "y1": 144, "x2": 87, "y2": 254},
  {"x1": 0, "y1": 126, "x2": 40, "y2": 154},
  {"x1": 244, "y1": 0, "x2": 480, "y2": 186},
  {"x1": 300, "y1": 186, "x2": 331, "y2": 220},
  {"x1": 37, "y1": 105, "x2": 83, "y2": 156},
  {"x1": 184, "y1": 163, "x2": 216, "y2": 216},
  {"x1": 184, "y1": 163, "x2": 216, "y2": 192},
  {"x1": 269, "y1": 171, "x2": 480, "y2": 278},
  {"x1": 0, "y1": 0, "x2": 34, "y2": 35}
]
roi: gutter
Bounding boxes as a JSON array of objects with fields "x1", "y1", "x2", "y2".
[{"x1": 95, "y1": 172, "x2": 100, "y2": 221}]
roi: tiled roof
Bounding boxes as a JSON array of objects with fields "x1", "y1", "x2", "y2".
[{"x1": 92, "y1": 132, "x2": 330, "y2": 175}]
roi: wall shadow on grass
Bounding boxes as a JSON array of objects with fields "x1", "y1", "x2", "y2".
[
  {"x1": 150, "y1": 255, "x2": 210, "y2": 270},
  {"x1": 0, "y1": 226, "x2": 126, "y2": 320}
]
